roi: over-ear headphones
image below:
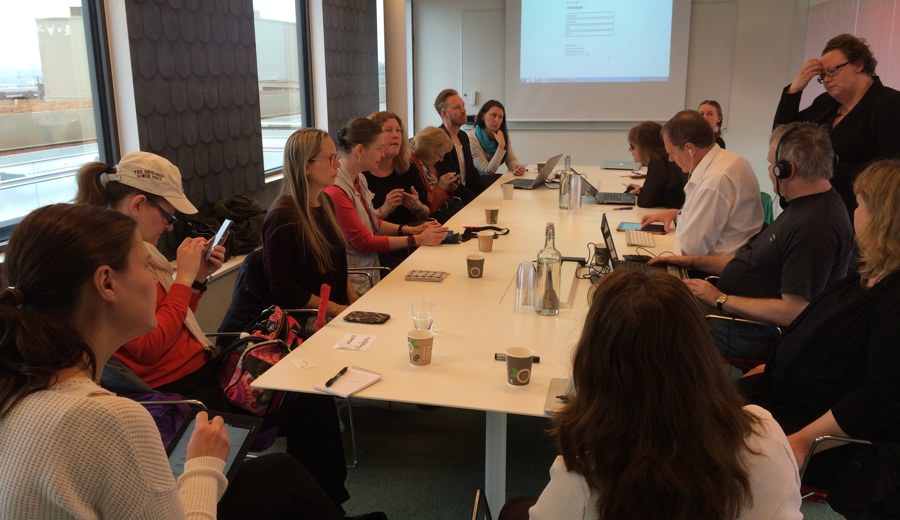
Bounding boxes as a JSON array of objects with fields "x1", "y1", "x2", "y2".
[{"x1": 773, "y1": 125, "x2": 801, "y2": 180}]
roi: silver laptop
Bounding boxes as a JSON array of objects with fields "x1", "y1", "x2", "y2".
[
  {"x1": 578, "y1": 174, "x2": 636, "y2": 205},
  {"x1": 600, "y1": 214, "x2": 687, "y2": 279},
  {"x1": 601, "y1": 159, "x2": 640, "y2": 171},
  {"x1": 506, "y1": 154, "x2": 562, "y2": 190}
]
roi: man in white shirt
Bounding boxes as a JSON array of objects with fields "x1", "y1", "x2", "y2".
[{"x1": 642, "y1": 110, "x2": 764, "y2": 255}]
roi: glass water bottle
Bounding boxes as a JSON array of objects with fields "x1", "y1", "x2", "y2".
[{"x1": 535, "y1": 222, "x2": 561, "y2": 316}]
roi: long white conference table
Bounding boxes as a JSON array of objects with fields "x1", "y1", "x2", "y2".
[{"x1": 253, "y1": 164, "x2": 679, "y2": 513}]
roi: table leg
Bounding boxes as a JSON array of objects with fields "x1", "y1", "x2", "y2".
[{"x1": 485, "y1": 411, "x2": 507, "y2": 515}]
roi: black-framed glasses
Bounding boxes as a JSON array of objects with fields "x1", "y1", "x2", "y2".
[
  {"x1": 817, "y1": 61, "x2": 849, "y2": 83},
  {"x1": 308, "y1": 153, "x2": 338, "y2": 167},
  {"x1": 147, "y1": 196, "x2": 177, "y2": 225}
]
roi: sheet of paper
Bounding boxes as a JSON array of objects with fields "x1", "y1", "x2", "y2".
[
  {"x1": 334, "y1": 334, "x2": 377, "y2": 351},
  {"x1": 291, "y1": 357, "x2": 318, "y2": 370}
]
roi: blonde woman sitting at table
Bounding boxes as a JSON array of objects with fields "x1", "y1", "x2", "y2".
[{"x1": 410, "y1": 126, "x2": 475, "y2": 223}]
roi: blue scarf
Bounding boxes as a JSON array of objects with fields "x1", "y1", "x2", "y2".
[{"x1": 475, "y1": 125, "x2": 498, "y2": 156}]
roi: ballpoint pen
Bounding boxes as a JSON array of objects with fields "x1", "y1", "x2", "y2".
[
  {"x1": 612, "y1": 207, "x2": 633, "y2": 211},
  {"x1": 325, "y1": 366, "x2": 349, "y2": 387},
  {"x1": 494, "y1": 353, "x2": 541, "y2": 363}
]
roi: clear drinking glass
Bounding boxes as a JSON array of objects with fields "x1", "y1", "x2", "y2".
[{"x1": 411, "y1": 301, "x2": 435, "y2": 330}]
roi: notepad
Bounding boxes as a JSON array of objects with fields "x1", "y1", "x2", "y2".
[{"x1": 314, "y1": 366, "x2": 382, "y2": 398}]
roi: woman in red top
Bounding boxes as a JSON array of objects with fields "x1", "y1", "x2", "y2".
[
  {"x1": 76, "y1": 152, "x2": 356, "y2": 511},
  {"x1": 324, "y1": 117, "x2": 447, "y2": 294}
]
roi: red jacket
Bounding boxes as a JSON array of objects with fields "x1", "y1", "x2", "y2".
[{"x1": 113, "y1": 282, "x2": 208, "y2": 388}]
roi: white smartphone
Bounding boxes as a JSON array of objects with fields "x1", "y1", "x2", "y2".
[{"x1": 206, "y1": 219, "x2": 232, "y2": 260}]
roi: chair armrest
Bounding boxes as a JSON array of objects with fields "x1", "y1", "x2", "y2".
[
  {"x1": 799, "y1": 435, "x2": 873, "y2": 479},
  {"x1": 135, "y1": 399, "x2": 208, "y2": 411},
  {"x1": 704, "y1": 313, "x2": 782, "y2": 331}
]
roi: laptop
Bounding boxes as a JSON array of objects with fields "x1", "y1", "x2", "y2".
[
  {"x1": 505, "y1": 154, "x2": 562, "y2": 190},
  {"x1": 167, "y1": 409, "x2": 263, "y2": 482},
  {"x1": 600, "y1": 213, "x2": 688, "y2": 279},
  {"x1": 578, "y1": 174, "x2": 636, "y2": 205},
  {"x1": 601, "y1": 159, "x2": 640, "y2": 171}
]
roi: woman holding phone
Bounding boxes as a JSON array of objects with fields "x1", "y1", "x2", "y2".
[
  {"x1": 76, "y1": 152, "x2": 357, "y2": 512},
  {"x1": 0, "y1": 204, "x2": 343, "y2": 519}
]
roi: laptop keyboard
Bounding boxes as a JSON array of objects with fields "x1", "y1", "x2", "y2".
[
  {"x1": 596, "y1": 192, "x2": 635, "y2": 204},
  {"x1": 625, "y1": 230, "x2": 655, "y2": 248}
]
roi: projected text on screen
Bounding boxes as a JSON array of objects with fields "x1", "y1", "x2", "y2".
[{"x1": 520, "y1": 0, "x2": 673, "y2": 83}]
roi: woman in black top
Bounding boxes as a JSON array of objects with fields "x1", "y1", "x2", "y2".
[
  {"x1": 740, "y1": 159, "x2": 900, "y2": 519},
  {"x1": 773, "y1": 33, "x2": 900, "y2": 214},
  {"x1": 699, "y1": 99, "x2": 726, "y2": 148},
  {"x1": 363, "y1": 111, "x2": 430, "y2": 226},
  {"x1": 624, "y1": 121, "x2": 687, "y2": 208}
]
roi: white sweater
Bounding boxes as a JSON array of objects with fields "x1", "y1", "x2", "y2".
[
  {"x1": 529, "y1": 405, "x2": 803, "y2": 520},
  {"x1": 0, "y1": 377, "x2": 226, "y2": 519}
]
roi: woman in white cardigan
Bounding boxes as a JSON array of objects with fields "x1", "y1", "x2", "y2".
[
  {"x1": 524, "y1": 270, "x2": 803, "y2": 520},
  {"x1": 469, "y1": 100, "x2": 527, "y2": 176}
]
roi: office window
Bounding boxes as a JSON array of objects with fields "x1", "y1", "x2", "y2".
[
  {"x1": 0, "y1": 2, "x2": 104, "y2": 243},
  {"x1": 377, "y1": 0, "x2": 386, "y2": 111},
  {"x1": 254, "y1": 0, "x2": 309, "y2": 172}
]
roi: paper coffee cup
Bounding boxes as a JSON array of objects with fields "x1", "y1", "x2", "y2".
[
  {"x1": 501, "y1": 183, "x2": 514, "y2": 200},
  {"x1": 477, "y1": 232, "x2": 493, "y2": 253},
  {"x1": 467, "y1": 254, "x2": 485, "y2": 278},
  {"x1": 505, "y1": 347, "x2": 534, "y2": 386},
  {"x1": 485, "y1": 207, "x2": 499, "y2": 225},
  {"x1": 407, "y1": 329, "x2": 434, "y2": 366}
]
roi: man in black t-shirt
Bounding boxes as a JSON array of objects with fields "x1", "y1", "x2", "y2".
[{"x1": 649, "y1": 123, "x2": 854, "y2": 360}]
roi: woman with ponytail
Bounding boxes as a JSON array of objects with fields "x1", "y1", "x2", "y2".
[
  {"x1": 0, "y1": 203, "x2": 233, "y2": 518},
  {"x1": 75, "y1": 152, "x2": 355, "y2": 513},
  {"x1": 324, "y1": 117, "x2": 448, "y2": 294}
]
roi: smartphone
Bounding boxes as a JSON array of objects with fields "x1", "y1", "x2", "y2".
[
  {"x1": 616, "y1": 222, "x2": 666, "y2": 234},
  {"x1": 342, "y1": 311, "x2": 391, "y2": 324},
  {"x1": 442, "y1": 231, "x2": 460, "y2": 244},
  {"x1": 206, "y1": 219, "x2": 233, "y2": 260}
]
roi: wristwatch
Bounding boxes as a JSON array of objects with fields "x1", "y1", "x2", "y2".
[
  {"x1": 715, "y1": 293, "x2": 728, "y2": 312},
  {"x1": 398, "y1": 224, "x2": 406, "y2": 236}
]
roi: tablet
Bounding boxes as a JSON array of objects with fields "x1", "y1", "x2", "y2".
[{"x1": 166, "y1": 409, "x2": 262, "y2": 482}]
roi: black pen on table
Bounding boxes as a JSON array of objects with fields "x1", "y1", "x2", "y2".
[
  {"x1": 325, "y1": 366, "x2": 349, "y2": 387},
  {"x1": 494, "y1": 353, "x2": 541, "y2": 363}
]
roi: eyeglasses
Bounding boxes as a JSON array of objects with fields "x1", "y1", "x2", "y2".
[
  {"x1": 147, "y1": 196, "x2": 177, "y2": 225},
  {"x1": 817, "y1": 61, "x2": 849, "y2": 83},
  {"x1": 308, "y1": 153, "x2": 338, "y2": 167}
]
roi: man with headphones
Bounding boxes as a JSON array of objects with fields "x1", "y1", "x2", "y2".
[
  {"x1": 641, "y1": 110, "x2": 763, "y2": 255},
  {"x1": 649, "y1": 122, "x2": 854, "y2": 362}
]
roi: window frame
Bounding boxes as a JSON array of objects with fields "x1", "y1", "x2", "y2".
[{"x1": 0, "y1": 0, "x2": 117, "y2": 251}]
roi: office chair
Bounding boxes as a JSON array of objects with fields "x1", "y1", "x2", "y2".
[{"x1": 702, "y1": 276, "x2": 781, "y2": 372}]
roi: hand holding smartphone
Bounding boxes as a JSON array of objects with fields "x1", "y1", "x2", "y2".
[{"x1": 206, "y1": 219, "x2": 233, "y2": 260}]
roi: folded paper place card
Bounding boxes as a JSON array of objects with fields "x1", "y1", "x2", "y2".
[{"x1": 335, "y1": 334, "x2": 377, "y2": 351}]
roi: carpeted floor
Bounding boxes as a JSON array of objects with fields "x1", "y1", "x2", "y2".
[{"x1": 328, "y1": 400, "x2": 845, "y2": 520}]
